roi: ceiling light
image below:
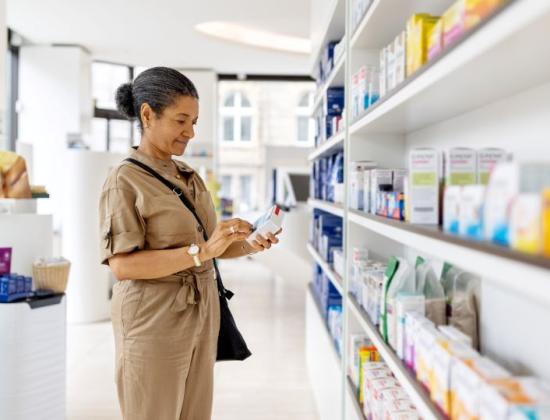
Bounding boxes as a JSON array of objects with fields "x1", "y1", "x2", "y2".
[{"x1": 195, "y1": 22, "x2": 311, "y2": 55}]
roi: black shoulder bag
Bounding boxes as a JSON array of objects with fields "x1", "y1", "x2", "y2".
[{"x1": 126, "y1": 158, "x2": 252, "y2": 361}]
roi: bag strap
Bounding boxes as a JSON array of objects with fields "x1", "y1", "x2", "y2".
[{"x1": 125, "y1": 158, "x2": 233, "y2": 299}]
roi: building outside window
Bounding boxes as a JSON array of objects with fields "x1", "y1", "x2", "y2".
[
  {"x1": 89, "y1": 61, "x2": 134, "y2": 151},
  {"x1": 220, "y1": 174, "x2": 233, "y2": 198},
  {"x1": 296, "y1": 92, "x2": 314, "y2": 146},
  {"x1": 239, "y1": 174, "x2": 253, "y2": 212},
  {"x1": 220, "y1": 91, "x2": 253, "y2": 144}
]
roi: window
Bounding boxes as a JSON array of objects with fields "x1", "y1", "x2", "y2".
[
  {"x1": 91, "y1": 61, "x2": 135, "y2": 151},
  {"x1": 239, "y1": 175, "x2": 253, "y2": 212},
  {"x1": 92, "y1": 62, "x2": 131, "y2": 110},
  {"x1": 220, "y1": 91, "x2": 253, "y2": 144},
  {"x1": 296, "y1": 92, "x2": 314, "y2": 145},
  {"x1": 220, "y1": 175, "x2": 232, "y2": 198}
]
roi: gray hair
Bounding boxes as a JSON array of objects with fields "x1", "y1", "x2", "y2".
[{"x1": 115, "y1": 67, "x2": 199, "y2": 132}]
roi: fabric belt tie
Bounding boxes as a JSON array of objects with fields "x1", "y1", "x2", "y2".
[{"x1": 170, "y1": 271, "x2": 214, "y2": 315}]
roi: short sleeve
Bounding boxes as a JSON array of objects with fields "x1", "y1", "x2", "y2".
[{"x1": 99, "y1": 187, "x2": 145, "y2": 265}]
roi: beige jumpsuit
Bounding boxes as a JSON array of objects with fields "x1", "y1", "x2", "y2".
[{"x1": 99, "y1": 148, "x2": 220, "y2": 420}]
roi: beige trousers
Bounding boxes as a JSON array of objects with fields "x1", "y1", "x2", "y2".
[{"x1": 111, "y1": 270, "x2": 220, "y2": 420}]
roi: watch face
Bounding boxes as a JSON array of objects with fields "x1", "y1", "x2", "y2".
[{"x1": 189, "y1": 245, "x2": 199, "y2": 255}]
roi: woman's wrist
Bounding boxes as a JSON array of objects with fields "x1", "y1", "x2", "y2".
[{"x1": 199, "y1": 244, "x2": 213, "y2": 262}]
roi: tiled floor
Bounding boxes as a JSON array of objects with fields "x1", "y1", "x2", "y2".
[{"x1": 66, "y1": 258, "x2": 319, "y2": 420}]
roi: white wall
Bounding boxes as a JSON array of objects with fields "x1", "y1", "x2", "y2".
[
  {"x1": 62, "y1": 150, "x2": 125, "y2": 323},
  {"x1": 18, "y1": 45, "x2": 92, "y2": 228}
]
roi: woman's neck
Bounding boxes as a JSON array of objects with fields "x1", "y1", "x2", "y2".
[{"x1": 137, "y1": 137, "x2": 171, "y2": 161}]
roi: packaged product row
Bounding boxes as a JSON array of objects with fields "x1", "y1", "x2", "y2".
[
  {"x1": 348, "y1": 325, "x2": 550, "y2": 420},
  {"x1": 349, "y1": 148, "x2": 550, "y2": 259},
  {"x1": 313, "y1": 87, "x2": 345, "y2": 148},
  {"x1": 311, "y1": 151, "x2": 344, "y2": 204},
  {"x1": 349, "y1": 248, "x2": 479, "y2": 350},
  {"x1": 348, "y1": 339, "x2": 421, "y2": 420},
  {"x1": 348, "y1": 249, "x2": 550, "y2": 420},
  {"x1": 310, "y1": 209, "x2": 343, "y2": 265},
  {"x1": 350, "y1": 0, "x2": 506, "y2": 121},
  {"x1": 312, "y1": 265, "x2": 343, "y2": 356},
  {"x1": 314, "y1": 39, "x2": 345, "y2": 88}
]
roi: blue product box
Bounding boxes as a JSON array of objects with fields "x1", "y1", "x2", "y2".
[
  {"x1": 16, "y1": 275, "x2": 25, "y2": 293},
  {"x1": 326, "y1": 87, "x2": 345, "y2": 116},
  {"x1": 0, "y1": 274, "x2": 34, "y2": 303}
]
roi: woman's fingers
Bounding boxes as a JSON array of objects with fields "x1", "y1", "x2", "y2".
[
  {"x1": 266, "y1": 232, "x2": 279, "y2": 244},
  {"x1": 255, "y1": 234, "x2": 271, "y2": 249}
]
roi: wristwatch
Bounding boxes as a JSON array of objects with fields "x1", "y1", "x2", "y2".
[{"x1": 187, "y1": 244, "x2": 202, "y2": 267}]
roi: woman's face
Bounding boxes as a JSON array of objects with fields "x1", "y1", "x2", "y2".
[{"x1": 145, "y1": 95, "x2": 199, "y2": 157}]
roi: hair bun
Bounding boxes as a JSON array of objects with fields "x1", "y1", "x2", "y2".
[{"x1": 115, "y1": 82, "x2": 136, "y2": 119}]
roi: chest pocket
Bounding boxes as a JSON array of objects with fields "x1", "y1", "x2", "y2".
[{"x1": 145, "y1": 192, "x2": 200, "y2": 249}]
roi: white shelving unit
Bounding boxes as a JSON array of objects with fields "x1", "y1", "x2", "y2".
[
  {"x1": 307, "y1": 0, "x2": 550, "y2": 419},
  {"x1": 308, "y1": 198, "x2": 345, "y2": 217},
  {"x1": 308, "y1": 130, "x2": 345, "y2": 161},
  {"x1": 307, "y1": 243, "x2": 344, "y2": 295}
]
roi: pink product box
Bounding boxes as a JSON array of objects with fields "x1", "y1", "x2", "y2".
[{"x1": 0, "y1": 248, "x2": 12, "y2": 275}]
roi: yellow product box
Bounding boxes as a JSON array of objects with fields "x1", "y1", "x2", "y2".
[
  {"x1": 406, "y1": 14, "x2": 439, "y2": 76},
  {"x1": 451, "y1": 357, "x2": 511, "y2": 420},
  {"x1": 510, "y1": 193, "x2": 543, "y2": 255},
  {"x1": 431, "y1": 341, "x2": 480, "y2": 417},
  {"x1": 428, "y1": 18, "x2": 444, "y2": 61},
  {"x1": 442, "y1": 0, "x2": 467, "y2": 48},
  {"x1": 479, "y1": 377, "x2": 550, "y2": 419},
  {"x1": 543, "y1": 189, "x2": 550, "y2": 258},
  {"x1": 465, "y1": 0, "x2": 504, "y2": 30}
]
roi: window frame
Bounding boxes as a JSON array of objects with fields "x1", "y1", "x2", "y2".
[
  {"x1": 220, "y1": 91, "x2": 254, "y2": 146},
  {"x1": 295, "y1": 91, "x2": 315, "y2": 147},
  {"x1": 92, "y1": 60, "x2": 135, "y2": 151}
]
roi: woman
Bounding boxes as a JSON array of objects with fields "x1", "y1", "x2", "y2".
[{"x1": 99, "y1": 67, "x2": 281, "y2": 420}]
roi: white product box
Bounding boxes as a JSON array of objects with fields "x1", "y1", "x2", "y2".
[
  {"x1": 351, "y1": 71, "x2": 360, "y2": 118},
  {"x1": 358, "y1": 66, "x2": 368, "y2": 114},
  {"x1": 350, "y1": 161, "x2": 377, "y2": 211},
  {"x1": 395, "y1": 294, "x2": 425, "y2": 360},
  {"x1": 409, "y1": 148, "x2": 442, "y2": 224},
  {"x1": 483, "y1": 162, "x2": 519, "y2": 245},
  {"x1": 247, "y1": 205, "x2": 285, "y2": 244},
  {"x1": 452, "y1": 357, "x2": 511, "y2": 420},
  {"x1": 458, "y1": 185, "x2": 486, "y2": 239},
  {"x1": 446, "y1": 147, "x2": 477, "y2": 186},
  {"x1": 387, "y1": 42, "x2": 397, "y2": 91},
  {"x1": 479, "y1": 377, "x2": 550, "y2": 420},
  {"x1": 370, "y1": 169, "x2": 393, "y2": 215},
  {"x1": 477, "y1": 148, "x2": 507, "y2": 185},
  {"x1": 443, "y1": 186, "x2": 462, "y2": 234},
  {"x1": 334, "y1": 182, "x2": 345, "y2": 204},
  {"x1": 392, "y1": 168, "x2": 408, "y2": 192},
  {"x1": 394, "y1": 31, "x2": 407, "y2": 86},
  {"x1": 333, "y1": 249, "x2": 345, "y2": 278},
  {"x1": 431, "y1": 341, "x2": 479, "y2": 416},
  {"x1": 380, "y1": 47, "x2": 388, "y2": 98}
]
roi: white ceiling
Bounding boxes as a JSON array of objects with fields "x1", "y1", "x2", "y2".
[{"x1": 7, "y1": 0, "x2": 311, "y2": 75}]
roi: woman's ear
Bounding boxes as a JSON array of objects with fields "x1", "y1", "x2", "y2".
[{"x1": 140, "y1": 103, "x2": 154, "y2": 129}]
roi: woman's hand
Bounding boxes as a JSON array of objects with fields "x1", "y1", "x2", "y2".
[
  {"x1": 248, "y1": 228, "x2": 283, "y2": 253},
  {"x1": 201, "y1": 218, "x2": 252, "y2": 261}
]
